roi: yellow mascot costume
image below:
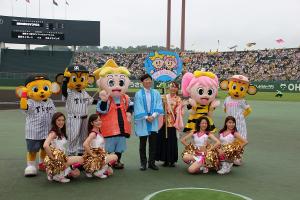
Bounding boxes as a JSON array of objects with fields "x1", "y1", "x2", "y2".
[{"x1": 16, "y1": 74, "x2": 60, "y2": 176}]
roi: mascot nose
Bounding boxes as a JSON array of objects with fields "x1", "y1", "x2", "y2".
[
  {"x1": 40, "y1": 91, "x2": 44, "y2": 94},
  {"x1": 76, "y1": 84, "x2": 81, "y2": 87}
]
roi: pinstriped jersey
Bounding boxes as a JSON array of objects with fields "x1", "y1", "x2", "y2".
[
  {"x1": 63, "y1": 88, "x2": 93, "y2": 116},
  {"x1": 24, "y1": 99, "x2": 56, "y2": 140},
  {"x1": 223, "y1": 96, "x2": 249, "y2": 122}
]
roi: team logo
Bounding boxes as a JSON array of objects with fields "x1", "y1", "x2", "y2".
[{"x1": 74, "y1": 66, "x2": 79, "y2": 71}]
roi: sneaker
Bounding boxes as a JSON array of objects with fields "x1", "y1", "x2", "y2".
[
  {"x1": 217, "y1": 162, "x2": 228, "y2": 175},
  {"x1": 113, "y1": 162, "x2": 124, "y2": 169},
  {"x1": 202, "y1": 167, "x2": 209, "y2": 174},
  {"x1": 233, "y1": 159, "x2": 242, "y2": 166},
  {"x1": 93, "y1": 170, "x2": 107, "y2": 179},
  {"x1": 47, "y1": 175, "x2": 53, "y2": 181},
  {"x1": 53, "y1": 174, "x2": 70, "y2": 183},
  {"x1": 85, "y1": 172, "x2": 93, "y2": 178},
  {"x1": 226, "y1": 162, "x2": 233, "y2": 173}
]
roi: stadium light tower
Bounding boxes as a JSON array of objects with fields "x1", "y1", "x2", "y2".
[
  {"x1": 181, "y1": 0, "x2": 186, "y2": 51},
  {"x1": 166, "y1": 0, "x2": 171, "y2": 50}
]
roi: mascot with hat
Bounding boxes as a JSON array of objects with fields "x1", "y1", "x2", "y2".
[
  {"x1": 16, "y1": 74, "x2": 60, "y2": 176},
  {"x1": 219, "y1": 75, "x2": 257, "y2": 165},
  {"x1": 93, "y1": 59, "x2": 133, "y2": 169},
  {"x1": 57, "y1": 65, "x2": 97, "y2": 156}
]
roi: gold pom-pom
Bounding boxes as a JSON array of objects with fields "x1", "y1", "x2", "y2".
[
  {"x1": 44, "y1": 147, "x2": 68, "y2": 176},
  {"x1": 83, "y1": 148, "x2": 107, "y2": 173},
  {"x1": 181, "y1": 143, "x2": 197, "y2": 158},
  {"x1": 205, "y1": 144, "x2": 220, "y2": 170},
  {"x1": 222, "y1": 140, "x2": 244, "y2": 161}
]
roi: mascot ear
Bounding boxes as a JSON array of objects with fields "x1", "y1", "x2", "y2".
[
  {"x1": 51, "y1": 82, "x2": 61, "y2": 94},
  {"x1": 219, "y1": 80, "x2": 229, "y2": 90},
  {"x1": 88, "y1": 75, "x2": 95, "y2": 84},
  {"x1": 15, "y1": 86, "x2": 26, "y2": 98},
  {"x1": 247, "y1": 85, "x2": 257, "y2": 95},
  {"x1": 55, "y1": 73, "x2": 65, "y2": 85}
]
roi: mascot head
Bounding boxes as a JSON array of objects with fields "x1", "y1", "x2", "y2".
[
  {"x1": 220, "y1": 75, "x2": 257, "y2": 99},
  {"x1": 16, "y1": 74, "x2": 60, "y2": 101},
  {"x1": 181, "y1": 70, "x2": 219, "y2": 105},
  {"x1": 63, "y1": 65, "x2": 93, "y2": 91},
  {"x1": 93, "y1": 59, "x2": 131, "y2": 98}
]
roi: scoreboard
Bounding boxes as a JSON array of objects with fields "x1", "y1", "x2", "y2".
[{"x1": 0, "y1": 16, "x2": 100, "y2": 46}]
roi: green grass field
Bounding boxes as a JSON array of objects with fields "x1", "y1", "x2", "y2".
[{"x1": 0, "y1": 95, "x2": 299, "y2": 200}]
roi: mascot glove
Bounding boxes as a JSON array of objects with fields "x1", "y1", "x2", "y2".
[
  {"x1": 63, "y1": 68, "x2": 71, "y2": 78},
  {"x1": 21, "y1": 88, "x2": 28, "y2": 98},
  {"x1": 188, "y1": 98, "x2": 197, "y2": 108},
  {"x1": 210, "y1": 100, "x2": 220, "y2": 110},
  {"x1": 99, "y1": 90, "x2": 109, "y2": 102}
]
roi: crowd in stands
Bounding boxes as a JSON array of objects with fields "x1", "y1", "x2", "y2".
[{"x1": 73, "y1": 48, "x2": 300, "y2": 81}]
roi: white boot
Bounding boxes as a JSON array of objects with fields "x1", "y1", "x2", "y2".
[
  {"x1": 93, "y1": 168, "x2": 107, "y2": 179},
  {"x1": 53, "y1": 172, "x2": 70, "y2": 183},
  {"x1": 226, "y1": 162, "x2": 233, "y2": 173},
  {"x1": 217, "y1": 162, "x2": 228, "y2": 175},
  {"x1": 24, "y1": 161, "x2": 37, "y2": 177}
]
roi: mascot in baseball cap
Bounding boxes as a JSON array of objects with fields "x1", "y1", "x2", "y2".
[{"x1": 16, "y1": 74, "x2": 60, "y2": 176}]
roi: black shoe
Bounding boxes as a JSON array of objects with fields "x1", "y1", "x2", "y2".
[
  {"x1": 169, "y1": 163, "x2": 175, "y2": 167},
  {"x1": 162, "y1": 162, "x2": 169, "y2": 167},
  {"x1": 148, "y1": 163, "x2": 159, "y2": 170},
  {"x1": 140, "y1": 164, "x2": 147, "y2": 171},
  {"x1": 113, "y1": 162, "x2": 124, "y2": 169}
]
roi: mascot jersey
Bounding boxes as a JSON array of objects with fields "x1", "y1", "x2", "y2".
[
  {"x1": 25, "y1": 99, "x2": 55, "y2": 140},
  {"x1": 224, "y1": 96, "x2": 249, "y2": 139}
]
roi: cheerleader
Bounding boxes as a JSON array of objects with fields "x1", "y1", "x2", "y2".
[
  {"x1": 83, "y1": 114, "x2": 118, "y2": 178},
  {"x1": 43, "y1": 112, "x2": 83, "y2": 183},
  {"x1": 181, "y1": 116, "x2": 220, "y2": 174},
  {"x1": 217, "y1": 116, "x2": 248, "y2": 174}
]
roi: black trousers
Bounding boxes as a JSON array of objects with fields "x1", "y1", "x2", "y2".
[{"x1": 139, "y1": 132, "x2": 157, "y2": 166}]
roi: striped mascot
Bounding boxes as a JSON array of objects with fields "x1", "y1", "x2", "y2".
[
  {"x1": 16, "y1": 74, "x2": 60, "y2": 176},
  {"x1": 57, "y1": 65, "x2": 97, "y2": 156},
  {"x1": 181, "y1": 70, "x2": 220, "y2": 133}
]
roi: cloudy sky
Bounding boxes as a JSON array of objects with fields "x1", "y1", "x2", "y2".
[{"x1": 0, "y1": 0, "x2": 299, "y2": 51}]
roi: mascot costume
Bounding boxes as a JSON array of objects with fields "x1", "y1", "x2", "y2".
[
  {"x1": 219, "y1": 75, "x2": 257, "y2": 165},
  {"x1": 93, "y1": 59, "x2": 133, "y2": 169},
  {"x1": 181, "y1": 70, "x2": 219, "y2": 133},
  {"x1": 56, "y1": 65, "x2": 97, "y2": 156},
  {"x1": 16, "y1": 74, "x2": 60, "y2": 176}
]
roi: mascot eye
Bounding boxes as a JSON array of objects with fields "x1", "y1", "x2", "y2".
[
  {"x1": 80, "y1": 77, "x2": 86, "y2": 82},
  {"x1": 197, "y1": 88, "x2": 204, "y2": 95},
  {"x1": 108, "y1": 79, "x2": 115, "y2": 87},
  {"x1": 240, "y1": 86, "x2": 245, "y2": 91},
  {"x1": 119, "y1": 79, "x2": 125, "y2": 87},
  {"x1": 207, "y1": 88, "x2": 214, "y2": 96},
  {"x1": 32, "y1": 86, "x2": 38, "y2": 92},
  {"x1": 232, "y1": 84, "x2": 237, "y2": 90},
  {"x1": 43, "y1": 86, "x2": 49, "y2": 91},
  {"x1": 71, "y1": 76, "x2": 76, "y2": 82}
]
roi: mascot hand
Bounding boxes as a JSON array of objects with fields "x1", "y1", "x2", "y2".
[
  {"x1": 126, "y1": 112, "x2": 132, "y2": 123},
  {"x1": 188, "y1": 98, "x2": 197, "y2": 108},
  {"x1": 21, "y1": 87, "x2": 28, "y2": 98},
  {"x1": 210, "y1": 100, "x2": 220, "y2": 110},
  {"x1": 63, "y1": 68, "x2": 71, "y2": 78},
  {"x1": 99, "y1": 90, "x2": 110, "y2": 102}
]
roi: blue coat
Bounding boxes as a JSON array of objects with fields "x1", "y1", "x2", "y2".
[{"x1": 134, "y1": 88, "x2": 164, "y2": 136}]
